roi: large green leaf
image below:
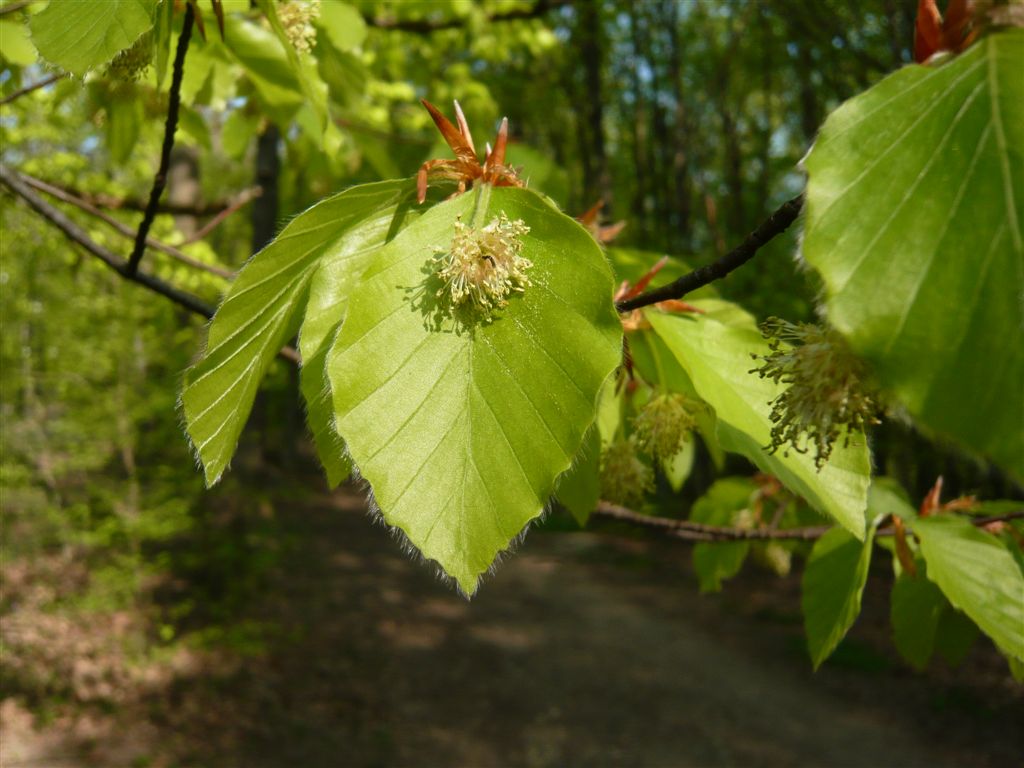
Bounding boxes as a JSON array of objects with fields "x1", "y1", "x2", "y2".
[
  {"x1": 802, "y1": 31, "x2": 1024, "y2": 476},
  {"x1": 30, "y1": 0, "x2": 156, "y2": 76},
  {"x1": 182, "y1": 180, "x2": 416, "y2": 485},
  {"x1": 647, "y1": 311, "x2": 871, "y2": 538},
  {"x1": 0, "y1": 19, "x2": 37, "y2": 66},
  {"x1": 329, "y1": 186, "x2": 622, "y2": 594},
  {"x1": 912, "y1": 514, "x2": 1024, "y2": 661},
  {"x1": 802, "y1": 524, "x2": 876, "y2": 669},
  {"x1": 298, "y1": 182, "x2": 429, "y2": 487}
]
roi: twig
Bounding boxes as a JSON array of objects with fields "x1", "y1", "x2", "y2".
[
  {"x1": 592, "y1": 500, "x2": 1024, "y2": 543},
  {"x1": 19, "y1": 172, "x2": 234, "y2": 279},
  {"x1": 0, "y1": 73, "x2": 64, "y2": 106},
  {"x1": 175, "y1": 186, "x2": 262, "y2": 246},
  {"x1": 594, "y1": 501, "x2": 829, "y2": 541},
  {"x1": 126, "y1": 2, "x2": 194, "y2": 275},
  {"x1": 0, "y1": 163, "x2": 299, "y2": 364},
  {"x1": 33, "y1": 181, "x2": 263, "y2": 216},
  {"x1": 616, "y1": 193, "x2": 804, "y2": 312},
  {"x1": 364, "y1": 0, "x2": 570, "y2": 33}
]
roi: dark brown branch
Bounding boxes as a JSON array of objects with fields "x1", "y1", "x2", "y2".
[
  {"x1": 364, "y1": 0, "x2": 570, "y2": 33},
  {"x1": 616, "y1": 193, "x2": 805, "y2": 312},
  {"x1": 0, "y1": 163, "x2": 300, "y2": 364},
  {"x1": 19, "y1": 171, "x2": 235, "y2": 279},
  {"x1": 593, "y1": 500, "x2": 1024, "y2": 543},
  {"x1": 126, "y1": 2, "x2": 194, "y2": 276},
  {"x1": 0, "y1": 73, "x2": 64, "y2": 106}
]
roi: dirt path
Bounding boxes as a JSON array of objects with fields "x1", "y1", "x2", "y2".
[{"x1": 3, "y1": 487, "x2": 1022, "y2": 767}]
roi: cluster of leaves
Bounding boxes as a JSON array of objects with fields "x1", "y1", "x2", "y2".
[{"x1": 2, "y1": 0, "x2": 1021, "y2": 674}]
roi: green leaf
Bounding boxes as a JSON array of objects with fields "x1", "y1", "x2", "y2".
[
  {"x1": 30, "y1": 0, "x2": 156, "y2": 76},
  {"x1": 890, "y1": 570, "x2": 945, "y2": 671},
  {"x1": 182, "y1": 180, "x2": 417, "y2": 486},
  {"x1": 802, "y1": 524, "x2": 876, "y2": 669},
  {"x1": 912, "y1": 514, "x2": 1024, "y2": 661},
  {"x1": 661, "y1": 438, "x2": 695, "y2": 492},
  {"x1": 690, "y1": 478, "x2": 756, "y2": 593},
  {"x1": 802, "y1": 31, "x2": 1024, "y2": 477},
  {"x1": 221, "y1": 109, "x2": 257, "y2": 160},
  {"x1": 298, "y1": 182, "x2": 431, "y2": 488},
  {"x1": 105, "y1": 97, "x2": 142, "y2": 164},
  {"x1": 316, "y1": 0, "x2": 366, "y2": 52},
  {"x1": 151, "y1": 0, "x2": 173, "y2": 87},
  {"x1": 0, "y1": 19, "x2": 37, "y2": 66},
  {"x1": 256, "y1": 0, "x2": 328, "y2": 137},
  {"x1": 556, "y1": 429, "x2": 600, "y2": 526},
  {"x1": 933, "y1": 606, "x2": 979, "y2": 667},
  {"x1": 329, "y1": 186, "x2": 622, "y2": 594},
  {"x1": 647, "y1": 311, "x2": 871, "y2": 538},
  {"x1": 222, "y1": 14, "x2": 303, "y2": 123}
]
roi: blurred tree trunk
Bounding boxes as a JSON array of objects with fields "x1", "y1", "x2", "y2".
[
  {"x1": 630, "y1": 2, "x2": 650, "y2": 245},
  {"x1": 577, "y1": 0, "x2": 611, "y2": 212},
  {"x1": 666, "y1": 0, "x2": 693, "y2": 251}
]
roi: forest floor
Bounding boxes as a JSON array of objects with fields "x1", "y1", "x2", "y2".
[{"x1": 2, "y1": 480, "x2": 1023, "y2": 768}]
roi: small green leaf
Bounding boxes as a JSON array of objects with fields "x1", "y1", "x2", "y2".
[
  {"x1": 890, "y1": 570, "x2": 944, "y2": 671},
  {"x1": 661, "y1": 438, "x2": 695, "y2": 492},
  {"x1": 912, "y1": 514, "x2": 1024, "y2": 661},
  {"x1": 222, "y1": 14, "x2": 303, "y2": 122},
  {"x1": 330, "y1": 186, "x2": 621, "y2": 594},
  {"x1": 690, "y1": 478, "x2": 756, "y2": 593},
  {"x1": 0, "y1": 19, "x2": 37, "y2": 66},
  {"x1": 151, "y1": 0, "x2": 173, "y2": 87},
  {"x1": 648, "y1": 311, "x2": 871, "y2": 538},
  {"x1": 182, "y1": 180, "x2": 417, "y2": 485},
  {"x1": 802, "y1": 31, "x2": 1024, "y2": 476},
  {"x1": 30, "y1": 0, "x2": 156, "y2": 76},
  {"x1": 104, "y1": 97, "x2": 142, "y2": 163},
  {"x1": 933, "y1": 606, "x2": 979, "y2": 667},
  {"x1": 316, "y1": 0, "x2": 366, "y2": 52},
  {"x1": 802, "y1": 524, "x2": 876, "y2": 669},
  {"x1": 556, "y1": 429, "x2": 600, "y2": 526}
]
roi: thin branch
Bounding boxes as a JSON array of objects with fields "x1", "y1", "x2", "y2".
[
  {"x1": 127, "y1": 2, "x2": 194, "y2": 276},
  {"x1": 364, "y1": 0, "x2": 570, "y2": 33},
  {"x1": 0, "y1": 73, "x2": 64, "y2": 106},
  {"x1": 19, "y1": 172, "x2": 234, "y2": 279},
  {"x1": 592, "y1": 500, "x2": 1024, "y2": 543},
  {"x1": 594, "y1": 501, "x2": 829, "y2": 541},
  {"x1": 175, "y1": 186, "x2": 262, "y2": 246},
  {"x1": 0, "y1": 163, "x2": 300, "y2": 365},
  {"x1": 34, "y1": 181, "x2": 263, "y2": 216},
  {"x1": 616, "y1": 193, "x2": 805, "y2": 312}
]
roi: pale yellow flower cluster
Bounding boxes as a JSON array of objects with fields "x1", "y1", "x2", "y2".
[
  {"x1": 278, "y1": 0, "x2": 320, "y2": 54},
  {"x1": 750, "y1": 318, "x2": 880, "y2": 469},
  {"x1": 435, "y1": 213, "x2": 532, "y2": 314}
]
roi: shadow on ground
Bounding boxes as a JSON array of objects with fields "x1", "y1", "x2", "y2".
[{"x1": 3, "y1": 484, "x2": 1023, "y2": 768}]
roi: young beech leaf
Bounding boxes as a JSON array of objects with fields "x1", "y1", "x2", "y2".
[
  {"x1": 555, "y1": 428, "x2": 601, "y2": 526},
  {"x1": 802, "y1": 523, "x2": 877, "y2": 669},
  {"x1": 912, "y1": 514, "x2": 1024, "y2": 662},
  {"x1": 802, "y1": 30, "x2": 1024, "y2": 478},
  {"x1": 328, "y1": 186, "x2": 622, "y2": 595},
  {"x1": 647, "y1": 310, "x2": 871, "y2": 538},
  {"x1": 30, "y1": 0, "x2": 156, "y2": 77},
  {"x1": 182, "y1": 180, "x2": 419, "y2": 486}
]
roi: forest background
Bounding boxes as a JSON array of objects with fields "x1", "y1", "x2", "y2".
[{"x1": 1, "y1": 1, "x2": 1022, "y2": 766}]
